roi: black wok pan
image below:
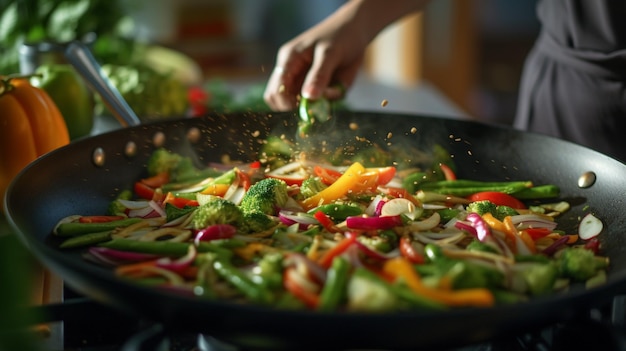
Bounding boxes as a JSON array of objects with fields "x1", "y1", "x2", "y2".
[{"x1": 6, "y1": 108, "x2": 626, "y2": 350}]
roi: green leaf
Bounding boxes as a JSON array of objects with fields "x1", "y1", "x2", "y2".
[
  {"x1": 47, "y1": 0, "x2": 90, "y2": 42},
  {"x1": 0, "y1": 2, "x2": 18, "y2": 42}
]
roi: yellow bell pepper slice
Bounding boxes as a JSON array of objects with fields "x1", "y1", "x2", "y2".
[
  {"x1": 301, "y1": 162, "x2": 366, "y2": 210},
  {"x1": 382, "y1": 257, "x2": 494, "y2": 307}
]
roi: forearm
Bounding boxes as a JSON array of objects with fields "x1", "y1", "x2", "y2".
[{"x1": 338, "y1": 0, "x2": 431, "y2": 43}]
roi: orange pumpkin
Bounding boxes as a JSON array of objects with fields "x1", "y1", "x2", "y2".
[{"x1": 0, "y1": 76, "x2": 70, "y2": 212}]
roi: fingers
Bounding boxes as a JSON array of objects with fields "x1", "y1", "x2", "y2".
[
  {"x1": 303, "y1": 45, "x2": 362, "y2": 102},
  {"x1": 301, "y1": 45, "x2": 336, "y2": 100},
  {"x1": 263, "y1": 44, "x2": 310, "y2": 111}
]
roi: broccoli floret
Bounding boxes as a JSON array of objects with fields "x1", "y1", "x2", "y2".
[
  {"x1": 192, "y1": 198, "x2": 243, "y2": 229},
  {"x1": 252, "y1": 252, "x2": 284, "y2": 289},
  {"x1": 347, "y1": 267, "x2": 399, "y2": 312},
  {"x1": 558, "y1": 247, "x2": 608, "y2": 282},
  {"x1": 107, "y1": 189, "x2": 133, "y2": 215},
  {"x1": 496, "y1": 205, "x2": 519, "y2": 219},
  {"x1": 300, "y1": 177, "x2": 327, "y2": 199},
  {"x1": 519, "y1": 262, "x2": 558, "y2": 296},
  {"x1": 242, "y1": 211, "x2": 278, "y2": 233},
  {"x1": 466, "y1": 200, "x2": 519, "y2": 221},
  {"x1": 421, "y1": 244, "x2": 504, "y2": 289},
  {"x1": 240, "y1": 178, "x2": 288, "y2": 215},
  {"x1": 466, "y1": 200, "x2": 497, "y2": 216},
  {"x1": 147, "y1": 148, "x2": 220, "y2": 183},
  {"x1": 446, "y1": 260, "x2": 505, "y2": 290}
]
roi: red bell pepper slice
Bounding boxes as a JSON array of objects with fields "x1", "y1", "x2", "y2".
[
  {"x1": 313, "y1": 210, "x2": 339, "y2": 233},
  {"x1": 439, "y1": 163, "x2": 457, "y2": 181},
  {"x1": 584, "y1": 237, "x2": 601, "y2": 254},
  {"x1": 399, "y1": 236, "x2": 425, "y2": 264},
  {"x1": 370, "y1": 166, "x2": 396, "y2": 186},
  {"x1": 265, "y1": 173, "x2": 305, "y2": 187},
  {"x1": 283, "y1": 267, "x2": 320, "y2": 309},
  {"x1": 525, "y1": 227, "x2": 552, "y2": 240},
  {"x1": 467, "y1": 191, "x2": 526, "y2": 209},
  {"x1": 140, "y1": 172, "x2": 170, "y2": 188},
  {"x1": 317, "y1": 234, "x2": 357, "y2": 269},
  {"x1": 379, "y1": 186, "x2": 421, "y2": 206},
  {"x1": 237, "y1": 169, "x2": 252, "y2": 190},
  {"x1": 314, "y1": 166, "x2": 342, "y2": 185},
  {"x1": 134, "y1": 182, "x2": 158, "y2": 201},
  {"x1": 79, "y1": 215, "x2": 125, "y2": 223}
]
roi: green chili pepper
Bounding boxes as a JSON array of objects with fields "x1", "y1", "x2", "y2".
[
  {"x1": 437, "y1": 208, "x2": 461, "y2": 223},
  {"x1": 424, "y1": 243, "x2": 446, "y2": 262},
  {"x1": 55, "y1": 218, "x2": 143, "y2": 237},
  {"x1": 59, "y1": 230, "x2": 111, "y2": 249},
  {"x1": 213, "y1": 256, "x2": 273, "y2": 304},
  {"x1": 308, "y1": 203, "x2": 363, "y2": 221},
  {"x1": 318, "y1": 256, "x2": 350, "y2": 312},
  {"x1": 402, "y1": 172, "x2": 428, "y2": 193}
]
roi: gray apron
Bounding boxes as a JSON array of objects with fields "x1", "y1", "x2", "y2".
[{"x1": 514, "y1": 0, "x2": 626, "y2": 162}]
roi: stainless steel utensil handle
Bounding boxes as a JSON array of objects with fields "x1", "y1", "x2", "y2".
[{"x1": 64, "y1": 41, "x2": 141, "y2": 127}]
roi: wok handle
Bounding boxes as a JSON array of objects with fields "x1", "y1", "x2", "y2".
[{"x1": 64, "y1": 41, "x2": 141, "y2": 127}]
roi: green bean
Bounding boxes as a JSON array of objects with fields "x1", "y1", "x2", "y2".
[
  {"x1": 318, "y1": 256, "x2": 349, "y2": 312},
  {"x1": 417, "y1": 180, "x2": 532, "y2": 197},
  {"x1": 213, "y1": 257, "x2": 273, "y2": 304},
  {"x1": 55, "y1": 218, "x2": 142, "y2": 237},
  {"x1": 59, "y1": 231, "x2": 111, "y2": 249},
  {"x1": 418, "y1": 180, "x2": 533, "y2": 189},
  {"x1": 98, "y1": 239, "x2": 232, "y2": 257},
  {"x1": 511, "y1": 184, "x2": 560, "y2": 199}
]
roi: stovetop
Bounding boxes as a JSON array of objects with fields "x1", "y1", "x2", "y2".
[{"x1": 27, "y1": 287, "x2": 626, "y2": 351}]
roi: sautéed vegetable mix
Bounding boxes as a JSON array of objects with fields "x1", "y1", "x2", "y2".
[{"x1": 52, "y1": 143, "x2": 609, "y2": 312}]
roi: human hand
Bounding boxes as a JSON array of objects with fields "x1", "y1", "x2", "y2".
[
  {"x1": 263, "y1": 3, "x2": 368, "y2": 111},
  {"x1": 263, "y1": 0, "x2": 428, "y2": 112}
]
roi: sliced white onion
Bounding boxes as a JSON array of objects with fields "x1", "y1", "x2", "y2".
[
  {"x1": 225, "y1": 187, "x2": 246, "y2": 206},
  {"x1": 279, "y1": 210, "x2": 319, "y2": 226},
  {"x1": 364, "y1": 195, "x2": 384, "y2": 216},
  {"x1": 266, "y1": 161, "x2": 306, "y2": 177},
  {"x1": 510, "y1": 214, "x2": 557, "y2": 231},
  {"x1": 407, "y1": 212, "x2": 441, "y2": 232},
  {"x1": 381, "y1": 198, "x2": 423, "y2": 220},
  {"x1": 163, "y1": 212, "x2": 193, "y2": 227},
  {"x1": 128, "y1": 206, "x2": 155, "y2": 218},
  {"x1": 282, "y1": 197, "x2": 305, "y2": 212},
  {"x1": 117, "y1": 199, "x2": 151, "y2": 210},
  {"x1": 148, "y1": 200, "x2": 167, "y2": 218},
  {"x1": 579, "y1": 213, "x2": 603, "y2": 240},
  {"x1": 222, "y1": 173, "x2": 241, "y2": 201},
  {"x1": 53, "y1": 215, "x2": 82, "y2": 235}
]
